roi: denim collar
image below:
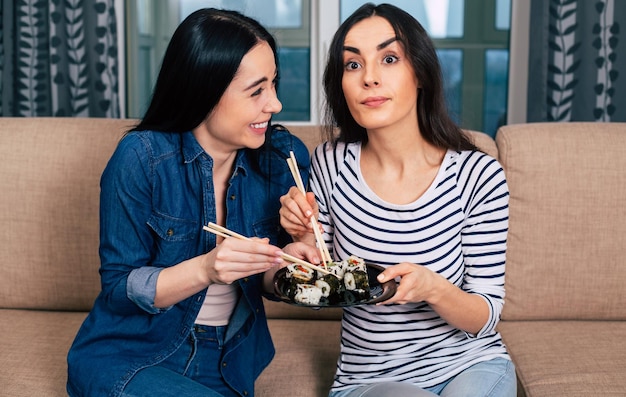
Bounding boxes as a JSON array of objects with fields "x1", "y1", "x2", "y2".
[{"x1": 181, "y1": 131, "x2": 249, "y2": 177}]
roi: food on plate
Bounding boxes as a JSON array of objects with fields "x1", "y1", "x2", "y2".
[{"x1": 285, "y1": 255, "x2": 371, "y2": 305}]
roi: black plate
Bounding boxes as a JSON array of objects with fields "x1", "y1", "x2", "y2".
[{"x1": 273, "y1": 263, "x2": 397, "y2": 308}]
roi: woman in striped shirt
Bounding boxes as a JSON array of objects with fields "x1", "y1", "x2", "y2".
[{"x1": 279, "y1": 3, "x2": 516, "y2": 397}]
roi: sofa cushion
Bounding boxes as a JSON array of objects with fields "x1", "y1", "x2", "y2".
[
  {"x1": 0, "y1": 117, "x2": 137, "y2": 311},
  {"x1": 0, "y1": 309, "x2": 88, "y2": 396},
  {"x1": 498, "y1": 320, "x2": 626, "y2": 396},
  {"x1": 496, "y1": 122, "x2": 626, "y2": 320},
  {"x1": 257, "y1": 318, "x2": 341, "y2": 397},
  {"x1": 468, "y1": 129, "x2": 498, "y2": 158}
]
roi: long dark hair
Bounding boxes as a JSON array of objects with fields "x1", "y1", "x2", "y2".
[
  {"x1": 323, "y1": 3, "x2": 476, "y2": 151},
  {"x1": 132, "y1": 8, "x2": 278, "y2": 134}
]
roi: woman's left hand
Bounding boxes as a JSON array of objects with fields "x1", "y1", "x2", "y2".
[
  {"x1": 376, "y1": 262, "x2": 444, "y2": 305},
  {"x1": 375, "y1": 262, "x2": 490, "y2": 335},
  {"x1": 262, "y1": 241, "x2": 320, "y2": 293}
]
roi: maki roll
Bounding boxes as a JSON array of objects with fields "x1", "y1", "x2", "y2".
[
  {"x1": 282, "y1": 255, "x2": 372, "y2": 305},
  {"x1": 286, "y1": 263, "x2": 315, "y2": 283},
  {"x1": 285, "y1": 264, "x2": 315, "y2": 298},
  {"x1": 343, "y1": 270, "x2": 370, "y2": 300},
  {"x1": 344, "y1": 255, "x2": 367, "y2": 272},
  {"x1": 325, "y1": 261, "x2": 346, "y2": 280},
  {"x1": 293, "y1": 284, "x2": 323, "y2": 305},
  {"x1": 315, "y1": 274, "x2": 342, "y2": 304}
]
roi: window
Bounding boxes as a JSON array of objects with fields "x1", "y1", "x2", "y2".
[{"x1": 125, "y1": 0, "x2": 510, "y2": 136}]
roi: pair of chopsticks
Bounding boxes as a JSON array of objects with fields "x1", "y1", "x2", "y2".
[
  {"x1": 203, "y1": 222, "x2": 332, "y2": 275},
  {"x1": 286, "y1": 151, "x2": 333, "y2": 266}
]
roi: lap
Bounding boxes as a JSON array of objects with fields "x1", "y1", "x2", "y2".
[
  {"x1": 329, "y1": 358, "x2": 516, "y2": 397},
  {"x1": 120, "y1": 366, "x2": 225, "y2": 397}
]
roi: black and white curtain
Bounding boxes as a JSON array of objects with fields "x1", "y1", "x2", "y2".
[
  {"x1": 0, "y1": 0, "x2": 119, "y2": 117},
  {"x1": 527, "y1": 0, "x2": 625, "y2": 122}
]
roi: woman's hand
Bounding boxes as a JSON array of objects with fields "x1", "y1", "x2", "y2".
[
  {"x1": 154, "y1": 237, "x2": 283, "y2": 308},
  {"x1": 203, "y1": 237, "x2": 283, "y2": 285},
  {"x1": 376, "y1": 262, "x2": 490, "y2": 335},
  {"x1": 279, "y1": 186, "x2": 319, "y2": 243},
  {"x1": 376, "y1": 262, "x2": 443, "y2": 305},
  {"x1": 262, "y1": 241, "x2": 321, "y2": 293}
]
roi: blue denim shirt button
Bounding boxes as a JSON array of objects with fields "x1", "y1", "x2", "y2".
[
  {"x1": 222, "y1": 362, "x2": 227, "y2": 367},
  {"x1": 166, "y1": 228, "x2": 174, "y2": 236},
  {"x1": 243, "y1": 277, "x2": 249, "y2": 283},
  {"x1": 230, "y1": 194, "x2": 236, "y2": 200}
]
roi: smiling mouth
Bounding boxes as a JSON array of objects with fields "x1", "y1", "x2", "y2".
[{"x1": 251, "y1": 121, "x2": 269, "y2": 129}]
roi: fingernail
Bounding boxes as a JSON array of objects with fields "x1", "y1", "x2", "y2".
[
  {"x1": 305, "y1": 210, "x2": 312, "y2": 217},
  {"x1": 377, "y1": 274, "x2": 385, "y2": 282}
]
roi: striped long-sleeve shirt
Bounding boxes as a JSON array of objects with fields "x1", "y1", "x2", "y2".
[{"x1": 309, "y1": 141, "x2": 511, "y2": 391}]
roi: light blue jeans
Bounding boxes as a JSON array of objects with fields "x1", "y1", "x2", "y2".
[
  {"x1": 121, "y1": 325, "x2": 235, "y2": 397},
  {"x1": 328, "y1": 358, "x2": 516, "y2": 397}
]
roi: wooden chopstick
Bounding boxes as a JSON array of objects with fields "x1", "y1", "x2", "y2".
[
  {"x1": 202, "y1": 222, "x2": 332, "y2": 275},
  {"x1": 287, "y1": 152, "x2": 333, "y2": 265}
]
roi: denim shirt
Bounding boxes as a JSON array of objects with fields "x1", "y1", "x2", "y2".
[{"x1": 67, "y1": 126, "x2": 310, "y2": 397}]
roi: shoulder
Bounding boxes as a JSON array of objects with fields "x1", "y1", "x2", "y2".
[
  {"x1": 107, "y1": 131, "x2": 183, "y2": 177},
  {"x1": 268, "y1": 124, "x2": 308, "y2": 156},
  {"x1": 453, "y1": 150, "x2": 505, "y2": 180},
  {"x1": 312, "y1": 140, "x2": 357, "y2": 167},
  {"x1": 116, "y1": 130, "x2": 180, "y2": 158},
  {"x1": 452, "y1": 150, "x2": 509, "y2": 203}
]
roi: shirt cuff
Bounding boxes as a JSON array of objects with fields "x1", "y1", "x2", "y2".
[{"x1": 127, "y1": 266, "x2": 171, "y2": 314}]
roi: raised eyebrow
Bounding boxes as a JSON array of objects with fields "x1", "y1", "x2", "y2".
[
  {"x1": 377, "y1": 37, "x2": 398, "y2": 51},
  {"x1": 343, "y1": 37, "x2": 399, "y2": 55}
]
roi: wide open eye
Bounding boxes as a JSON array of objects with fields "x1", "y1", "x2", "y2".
[
  {"x1": 344, "y1": 61, "x2": 361, "y2": 71},
  {"x1": 383, "y1": 55, "x2": 398, "y2": 64}
]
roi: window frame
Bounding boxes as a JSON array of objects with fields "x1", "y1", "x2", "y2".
[{"x1": 123, "y1": 0, "x2": 511, "y2": 134}]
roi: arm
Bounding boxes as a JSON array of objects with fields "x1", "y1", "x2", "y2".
[
  {"x1": 100, "y1": 136, "x2": 288, "y2": 313},
  {"x1": 379, "y1": 154, "x2": 509, "y2": 336}
]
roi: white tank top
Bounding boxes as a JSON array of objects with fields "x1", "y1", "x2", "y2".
[{"x1": 195, "y1": 283, "x2": 240, "y2": 326}]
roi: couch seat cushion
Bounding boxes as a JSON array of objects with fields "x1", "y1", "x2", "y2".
[
  {"x1": 0, "y1": 309, "x2": 87, "y2": 397},
  {"x1": 257, "y1": 318, "x2": 341, "y2": 397},
  {"x1": 498, "y1": 320, "x2": 626, "y2": 396}
]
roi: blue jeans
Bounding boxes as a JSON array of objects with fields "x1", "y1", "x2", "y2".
[
  {"x1": 328, "y1": 358, "x2": 516, "y2": 397},
  {"x1": 121, "y1": 325, "x2": 238, "y2": 397}
]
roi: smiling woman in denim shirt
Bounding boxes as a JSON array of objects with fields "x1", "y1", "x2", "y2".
[{"x1": 66, "y1": 9, "x2": 319, "y2": 397}]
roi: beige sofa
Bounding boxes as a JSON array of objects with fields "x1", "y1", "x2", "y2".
[{"x1": 1, "y1": 117, "x2": 624, "y2": 397}]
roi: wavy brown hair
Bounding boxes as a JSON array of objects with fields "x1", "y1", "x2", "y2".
[{"x1": 322, "y1": 3, "x2": 476, "y2": 151}]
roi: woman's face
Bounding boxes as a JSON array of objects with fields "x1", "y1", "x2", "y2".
[
  {"x1": 341, "y1": 16, "x2": 419, "y2": 133},
  {"x1": 196, "y1": 41, "x2": 282, "y2": 154}
]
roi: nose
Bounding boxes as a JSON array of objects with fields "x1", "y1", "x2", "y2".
[
  {"x1": 264, "y1": 90, "x2": 283, "y2": 114},
  {"x1": 363, "y1": 65, "x2": 380, "y2": 88}
]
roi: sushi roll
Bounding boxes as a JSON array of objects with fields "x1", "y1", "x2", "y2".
[
  {"x1": 343, "y1": 255, "x2": 367, "y2": 272},
  {"x1": 286, "y1": 263, "x2": 315, "y2": 283},
  {"x1": 284, "y1": 264, "x2": 315, "y2": 298},
  {"x1": 315, "y1": 274, "x2": 342, "y2": 303},
  {"x1": 293, "y1": 284, "x2": 323, "y2": 305},
  {"x1": 325, "y1": 261, "x2": 345, "y2": 280},
  {"x1": 343, "y1": 270, "x2": 370, "y2": 301}
]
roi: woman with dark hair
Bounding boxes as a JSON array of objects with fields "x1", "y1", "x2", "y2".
[
  {"x1": 67, "y1": 8, "x2": 318, "y2": 397},
  {"x1": 280, "y1": 3, "x2": 516, "y2": 396}
]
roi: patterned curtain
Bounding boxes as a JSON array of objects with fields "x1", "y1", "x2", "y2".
[
  {"x1": 527, "y1": 0, "x2": 624, "y2": 122},
  {"x1": 0, "y1": 0, "x2": 119, "y2": 117}
]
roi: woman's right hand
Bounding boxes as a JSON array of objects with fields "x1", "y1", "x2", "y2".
[
  {"x1": 204, "y1": 236, "x2": 283, "y2": 285},
  {"x1": 155, "y1": 237, "x2": 283, "y2": 308},
  {"x1": 279, "y1": 186, "x2": 319, "y2": 242}
]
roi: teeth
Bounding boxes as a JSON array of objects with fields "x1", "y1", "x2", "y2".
[{"x1": 251, "y1": 121, "x2": 268, "y2": 129}]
